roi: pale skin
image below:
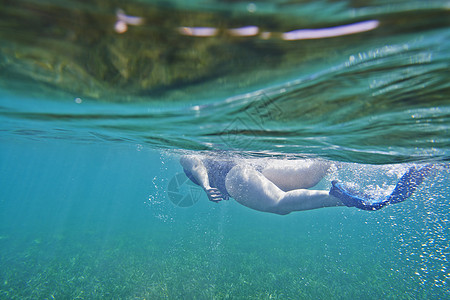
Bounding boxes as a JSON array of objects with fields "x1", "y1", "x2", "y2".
[{"x1": 180, "y1": 155, "x2": 344, "y2": 215}]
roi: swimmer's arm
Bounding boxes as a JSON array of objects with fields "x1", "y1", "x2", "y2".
[
  {"x1": 180, "y1": 155, "x2": 223, "y2": 202},
  {"x1": 180, "y1": 155, "x2": 211, "y2": 189}
]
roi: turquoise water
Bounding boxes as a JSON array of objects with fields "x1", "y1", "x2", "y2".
[
  {"x1": 1, "y1": 0, "x2": 450, "y2": 299},
  {"x1": 1, "y1": 141, "x2": 449, "y2": 298}
]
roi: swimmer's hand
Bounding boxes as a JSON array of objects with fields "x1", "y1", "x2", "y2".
[{"x1": 204, "y1": 187, "x2": 224, "y2": 203}]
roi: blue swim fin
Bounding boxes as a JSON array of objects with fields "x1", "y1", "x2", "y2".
[
  {"x1": 330, "y1": 164, "x2": 433, "y2": 211},
  {"x1": 387, "y1": 164, "x2": 433, "y2": 204},
  {"x1": 330, "y1": 181, "x2": 389, "y2": 211}
]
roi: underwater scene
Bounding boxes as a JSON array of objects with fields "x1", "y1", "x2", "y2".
[{"x1": 0, "y1": 0, "x2": 449, "y2": 299}]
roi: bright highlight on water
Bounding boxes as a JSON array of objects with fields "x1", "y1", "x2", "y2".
[{"x1": 0, "y1": 0, "x2": 449, "y2": 299}]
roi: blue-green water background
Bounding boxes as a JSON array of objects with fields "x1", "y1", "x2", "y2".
[
  {"x1": 1, "y1": 0, "x2": 450, "y2": 298},
  {"x1": 1, "y1": 140, "x2": 449, "y2": 298}
]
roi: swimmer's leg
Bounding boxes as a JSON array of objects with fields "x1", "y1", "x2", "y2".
[
  {"x1": 226, "y1": 166, "x2": 343, "y2": 215},
  {"x1": 261, "y1": 160, "x2": 331, "y2": 191},
  {"x1": 275, "y1": 188, "x2": 343, "y2": 215}
]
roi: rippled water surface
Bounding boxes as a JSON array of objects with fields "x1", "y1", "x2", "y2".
[
  {"x1": 1, "y1": 0, "x2": 449, "y2": 162},
  {"x1": 0, "y1": 0, "x2": 449, "y2": 299}
]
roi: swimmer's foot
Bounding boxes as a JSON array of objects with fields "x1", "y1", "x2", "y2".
[
  {"x1": 387, "y1": 164, "x2": 433, "y2": 204},
  {"x1": 330, "y1": 181, "x2": 389, "y2": 211}
]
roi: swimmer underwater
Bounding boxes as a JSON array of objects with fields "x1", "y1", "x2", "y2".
[{"x1": 180, "y1": 154, "x2": 433, "y2": 215}]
